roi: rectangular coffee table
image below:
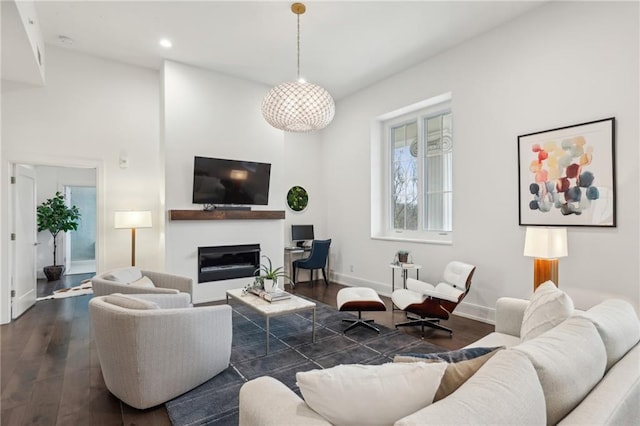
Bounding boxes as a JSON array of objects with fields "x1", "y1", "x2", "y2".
[{"x1": 226, "y1": 288, "x2": 316, "y2": 355}]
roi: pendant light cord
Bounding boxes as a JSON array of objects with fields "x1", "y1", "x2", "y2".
[{"x1": 296, "y1": 13, "x2": 301, "y2": 81}]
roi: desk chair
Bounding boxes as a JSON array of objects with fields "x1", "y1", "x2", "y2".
[{"x1": 292, "y1": 239, "x2": 331, "y2": 286}]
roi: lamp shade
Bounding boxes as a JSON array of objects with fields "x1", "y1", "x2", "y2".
[
  {"x1": 523, "y1": 227, "x2": 568, "y2": 258},
  {"x1": 114, "y1": 211, "x2": 152, "y2": 229}
]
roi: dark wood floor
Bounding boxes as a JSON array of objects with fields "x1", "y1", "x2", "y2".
[{"x1": 1, "y1": 279, "x2": 493, "y2": 425}]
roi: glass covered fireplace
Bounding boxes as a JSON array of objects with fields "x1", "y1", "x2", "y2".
[{"x1": 198, "y1": 244, "x2": 260, "y2": 283}]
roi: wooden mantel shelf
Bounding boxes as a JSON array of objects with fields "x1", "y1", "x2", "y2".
[{"x1": 168, "y1": 209, "x2": 285, "y2": 221}]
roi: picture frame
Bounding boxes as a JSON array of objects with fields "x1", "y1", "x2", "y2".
[{"x1": 517, "y1": 117, "x2": 616, "y2": 227}]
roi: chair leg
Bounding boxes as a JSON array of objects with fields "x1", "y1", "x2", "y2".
[
  {"x1": 293, "y1": 265, "x2": 297, "y2": 285},
  {"x1": 395, "y1": 317, "x2": 453, "y2": 337},
  {"x1": 321, "y1": 268, "x2": 328, "y2": 286}
]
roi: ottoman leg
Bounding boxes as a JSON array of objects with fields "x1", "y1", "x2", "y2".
[{"x1": 341, "y1": 311, "x2": 380, "y2": 333}]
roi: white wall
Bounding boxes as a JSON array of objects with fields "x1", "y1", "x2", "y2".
[
  {"x1": 34, "y1": 165, "x2": 96, "y2": 275},
  {"x1": 1, "y1": 46, "x2": 162, "y2": 323},
  {"x1": 321, "y1": 1, "x2": 640, "y2": 319},
  {"x1": 283, "y1": 132, "x2": 327, "y2": 242},
  {"x1": 163, "y1": 61, "x2": 286, "y2": 303},
  {"x1": 282, "y1": 132, "x2": 328, "y2": 282}
]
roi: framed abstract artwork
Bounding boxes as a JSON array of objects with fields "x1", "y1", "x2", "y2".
[{"x1": 518, "y1": 117, "x2": 616, "y2": 227}]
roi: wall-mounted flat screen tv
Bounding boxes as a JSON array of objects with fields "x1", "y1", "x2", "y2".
[{"x1": 192, "y1": 156, "x2": 271, "y2": 206}]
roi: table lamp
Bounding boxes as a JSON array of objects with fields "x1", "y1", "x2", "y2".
[
  {"x1": 115, "y1": 211, "x2": 152, "y2": 266},
  {"x1": 523, "y1": 227, "x2": 568, "y2": 290}
]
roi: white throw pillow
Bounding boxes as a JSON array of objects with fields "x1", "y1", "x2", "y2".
[
  {"x1": 520, "y1": 280, "x2": 574, "y2": 341},
  {"x1": 103, "y1": 267, "x2": 143, "y2": 284},
  {"x1": 577, "y1": 299, "x2": 640, "y2": 370},
  {"x1": 296, "y1": 362, "x2": 447, "y2": 426},
  {"x1": 129, "y1": 276, "x2": 156, "y2": 288},
  {"x1": 105, "y1": 293, "x2": 159, "y2": 310},
  {"x1": 513, "y1": 316, "x2": 606, "y2": 425}
]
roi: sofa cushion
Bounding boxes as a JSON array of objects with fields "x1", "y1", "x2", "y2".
[
  {"x1": 394, "y1": 350, "x2": 546, "y2": 426},
  {"x1": 129, "y1": 276, "x2": 156, "y2": 288},
  {"x1": 513, "y1": 316, "x2": 606, "y2": 425},
  {"x1": 103, "y1": 267, "x2": 143, "y2": 284},
  {"x1": 521, "y1": 280, "x2": 574, "y2": 341},
  {"x1": 394, "y1": 347, "x2": 504, "y2": 402},
  {"x1": 104, "y1": 293, "x2": 160, "y2": 310},
  {"x1": 576, "y1": 299, "x2": 640, "y2": 371},
  {"x1": 556, "y1": 343, "x2": 640, "y2": 425},
  {"x1": 296, "y1": 362, "x2": 447, "y2": 426}
]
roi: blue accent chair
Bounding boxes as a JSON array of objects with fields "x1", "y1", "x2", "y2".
[{"x1": 292, "y1": 239, "x2": 331, "y2": 286}]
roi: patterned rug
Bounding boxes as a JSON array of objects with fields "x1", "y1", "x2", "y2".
[
  {"x1": 165, "y1": 297, "x2": 445, "y2": 425},
  {"x1": 36, "y1": 280, "x2": 93, "y2": 301}
]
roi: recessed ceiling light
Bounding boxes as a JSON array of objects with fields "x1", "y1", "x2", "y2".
[{"x1": 159, "y1": 39, "x2": 173, "y2": 48}]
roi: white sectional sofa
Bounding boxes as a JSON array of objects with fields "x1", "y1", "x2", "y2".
[{"x1": 239, "y1": 290, "x2": 640, "y2": 425}]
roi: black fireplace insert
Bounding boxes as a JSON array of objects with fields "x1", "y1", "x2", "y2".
[{"x1": 198, "y1": 244, "x2": 260, "y2": 283}]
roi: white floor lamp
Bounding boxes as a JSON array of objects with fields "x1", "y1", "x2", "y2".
[{"x1": 115, "y1": 211, "x2": 152, "y2": 266}]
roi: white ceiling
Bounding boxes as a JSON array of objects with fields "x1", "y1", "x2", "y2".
[{"x1": 34, "y1": 1, "x2": 545, "y2": 100}]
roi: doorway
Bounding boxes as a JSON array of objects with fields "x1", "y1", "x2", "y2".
[
  {"x1": 33, "y1": 165, "x2": 97, "y2": 282},
  {"x1": 8, "y1": 160, "x2": 103, "y2": 321}
]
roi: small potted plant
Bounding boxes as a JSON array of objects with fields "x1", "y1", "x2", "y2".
[
  {"x1": 396, "y1": 250, "x2": 410, "y2": 264},
  {"x1": 37, "y1": 192, "x2": 81, "y2": 281},
  {"x1": 255, "y1": 255, "x2": 290, "y2": 293}
]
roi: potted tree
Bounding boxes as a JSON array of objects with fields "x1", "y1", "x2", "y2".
[
  {"x1": 37, "y1": 192, "x2": 81, "y2": 281},
  {"x1": 255, "y1": 255, "x2": 290, "y2": 293}
]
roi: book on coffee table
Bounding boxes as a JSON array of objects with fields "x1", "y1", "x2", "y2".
[{"x1": 249, "y1": 288, "x2": 291, "y2": 302}]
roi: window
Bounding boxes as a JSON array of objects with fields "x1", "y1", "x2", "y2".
[{"x1": 377, "y1": 95, "x2": 452, "y2": 243}]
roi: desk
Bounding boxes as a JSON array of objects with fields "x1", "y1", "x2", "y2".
[{"x1": 284, "y1": 247, "x2": 310, "y2": 283}]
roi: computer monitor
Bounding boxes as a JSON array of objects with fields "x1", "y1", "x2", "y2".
[{"x1": 291, "y1": 225, "x2": 314, "y2": 247}]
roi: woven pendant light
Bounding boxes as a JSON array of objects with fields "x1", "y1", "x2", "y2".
[{"x1": 262, "y1": 3, "x2": 335, "y2": 132}]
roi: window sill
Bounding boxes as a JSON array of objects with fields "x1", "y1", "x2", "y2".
[{"x1": 371, "y1": 235, "x2": 452, "y2": 245}]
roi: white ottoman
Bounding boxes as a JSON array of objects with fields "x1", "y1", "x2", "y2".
[{"x1": 337, "y1": 287, "x2": 387, "y2": 333}]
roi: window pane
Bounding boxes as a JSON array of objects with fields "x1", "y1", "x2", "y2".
[
  {"x1": 391, "y1": 122, "x2": 418, "y2": 231},
  {"x1": 423, "y1": 112, "x2": 452, "y2": 232},
  {"x1": 425, "y1": 192, "x2": 452, "y2": 232}
]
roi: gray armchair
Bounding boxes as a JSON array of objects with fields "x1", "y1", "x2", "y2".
[
  {"x1": 89, "y1": 293, "x2": 232, "y2": 409},
  {"x1": 92, "y1": 267, "x2": 193, "y2": 298}
]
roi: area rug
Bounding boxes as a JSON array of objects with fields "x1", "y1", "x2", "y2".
[
  {"x1": 166, "y1": 297, "x2": 445, "y2": 426},
  {"x1": 36, "y1": 280, "x2": 93, "y2": 301}
]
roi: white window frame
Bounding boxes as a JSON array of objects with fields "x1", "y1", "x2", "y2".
[{"x1": 370, "y1": 93, "x2": 453, "y2": 244}]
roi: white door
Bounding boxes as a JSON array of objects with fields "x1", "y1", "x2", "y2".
[{"x1": 12, "y1": 164, "x2": 38, "y2": 319}]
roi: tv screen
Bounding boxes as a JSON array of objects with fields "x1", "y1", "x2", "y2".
[{"x1": 193, "y1": 156, "x2": 271, "y2": 205}]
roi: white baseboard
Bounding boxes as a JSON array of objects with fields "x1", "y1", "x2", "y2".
[
  {"x1": 454, "y1": 301, "x2": 495, "y2": 325},
  {"x1": 331, "y1": 271, "x2": 494, "y2": 325}
]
